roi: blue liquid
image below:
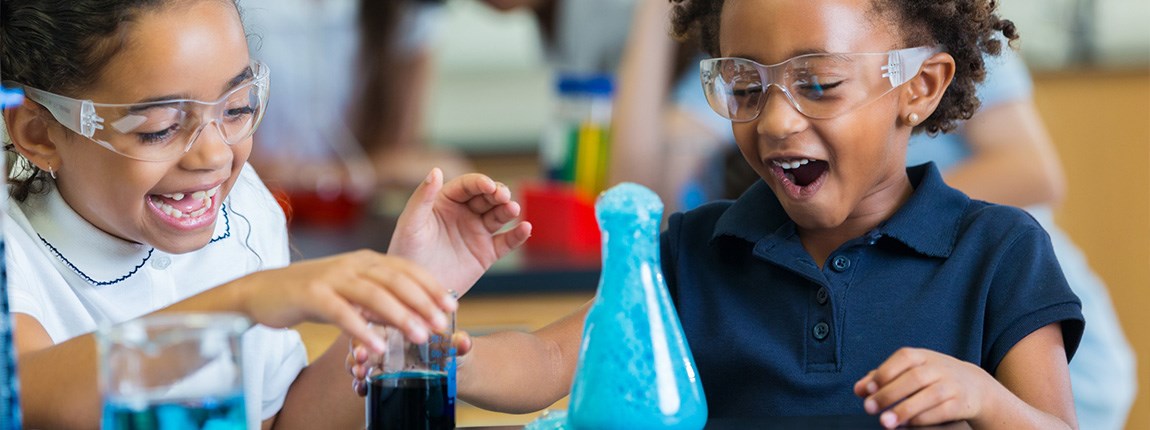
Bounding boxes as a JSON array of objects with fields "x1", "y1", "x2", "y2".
[
  {"x1": 102, "y1": 393, "x2": 246, "y2": 430},
  {"x1": 367, "y1": 371, "x2": 454, "y2": 430},
  {"x1": 1, "y1": 211, "x2": 23, "y2": 430},
  {"x1": 568, "y1": 183, "x2": 707, "y2": 429}
]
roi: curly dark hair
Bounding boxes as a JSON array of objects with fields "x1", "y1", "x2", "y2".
[
  {"x1": 668, "y1": 0, "x2": 1019, "y2": 135},
  {"x1": 1, "y1": 0, "x2": 238, "y2": 201}
]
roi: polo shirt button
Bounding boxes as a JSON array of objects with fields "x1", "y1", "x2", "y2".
[
  {"x1": 151, "y1": 256, "x2": 171, "y2": 270},
  {"x1": 812, "y1": 321, "x2": 830, "y2": 340},
  {"x1": 831, "y1": 255, "x2": 851, "y2": 272},
  {"x1": 816, "y1": 287, "x2": 829, "y2": 305}
]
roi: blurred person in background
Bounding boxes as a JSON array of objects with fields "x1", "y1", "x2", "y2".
[{"x1": 240, "y1": 0, "x2": 471, "y2": 222}]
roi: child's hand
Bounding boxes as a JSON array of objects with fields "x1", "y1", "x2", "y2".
[
  {"x1": 348, "y1": 330, "x2": 474, "y2": 396},
  {"x1": 232, "y1": 250, "x2": 457, "y2": 352},
  {"x1": 854, "y1": 347, "x2": 1004, "y2": 429},
  {"x1": 388, "y1": 168, "x2": 532, "y2": 296}
]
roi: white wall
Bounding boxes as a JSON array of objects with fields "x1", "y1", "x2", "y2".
[
  {"x1": 999, "y1": 0, "x2": 1150, "y2": 69},
  {"x1": 423, "y1": 0, "x2": 553, "y2": 153}
]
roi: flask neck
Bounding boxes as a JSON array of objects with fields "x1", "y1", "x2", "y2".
[{"x1": 597, "y1": 219, "x2": 662, "y2": 299}]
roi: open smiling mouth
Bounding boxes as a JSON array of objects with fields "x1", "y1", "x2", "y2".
[
  {"x1": 147, "y1": 185, "x2": 221, "y2": 220},
  {"x1": 772, "y1": 158, "x2": 829, "y2": 197}
]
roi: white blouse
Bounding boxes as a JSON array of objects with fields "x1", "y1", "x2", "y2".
[{"x1": 4, "y1": 163, "x2": 307, "y2": 427}]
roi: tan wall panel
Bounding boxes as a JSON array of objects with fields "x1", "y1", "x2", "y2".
[{"x1": 1034, "y1": 70, "x2": 1150, "y2": 430}]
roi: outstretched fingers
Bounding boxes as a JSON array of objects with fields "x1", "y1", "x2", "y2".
[
  {"x1": 358, "y1": 259, "x2": 456, "y2": 341},
  {"x1": 494, "y1": 221, "x2": 532, "y2": 257},
  {"x1": 481, "y1": 200, "x2": 522, "y2": 233},
  {"x1": 313, "y1": 287, "x2": 384, "y2": 353},
  {"x1": 442, "y1": 173, "x2": 500, "y2": 207},
  {"x1": 397, "y1": 168, "x2": 445, "y2": 225}
]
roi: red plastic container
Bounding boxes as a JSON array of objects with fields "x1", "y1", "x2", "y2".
[{"x1": 521, "y1": 181, "x2": 601, "y2": 261}]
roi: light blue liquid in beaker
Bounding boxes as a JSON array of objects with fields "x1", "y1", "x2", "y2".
[
  {"x1": 102, "y1": 391, "x2": 246, "y2": 430},
  {"x1": 567, "y1": 183, "x2": 706, "y2": 429}
]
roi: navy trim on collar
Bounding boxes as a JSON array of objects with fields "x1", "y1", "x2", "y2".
[
  {"x1": 210, "y1": 202, "x2": 232, "y2": 244},
  {"x1": 39, "y1": 203, "x2": 233, "y2": 286},
  {"x1": 710, "y1": 163, "x2": 968, "y2": 258},
  {"x1": 37, "y1": 235, "x2": 155, "y2": 286}
]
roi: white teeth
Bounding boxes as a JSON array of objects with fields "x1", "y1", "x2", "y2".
[
  {"x1": 151, "y1": 184, "x2": 221, "y2": 219},
  {"x1": 774, "y1": 158, "x2": 816, "y2": 170},
  {"x1": 164, "y1": 206, "x2": 183, "y2": 219}
]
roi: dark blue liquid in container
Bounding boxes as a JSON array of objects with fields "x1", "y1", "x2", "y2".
[{"x1": 368, "y1": 371, "x2": 454, "y2": 430}]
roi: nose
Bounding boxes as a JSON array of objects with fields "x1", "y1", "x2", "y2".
[
  {"x1": 179, "y1": 120, "x2": 234, "y2": 171},
  {"x1": 755, "y1": 86, "x2": 808, "y2": 140}
]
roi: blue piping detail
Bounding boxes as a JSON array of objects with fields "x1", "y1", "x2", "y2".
[
  {"x1": 210, "y1": 203, "x2": 231, "y2": 243},
  {"x1": 38, "y1": 235, "x2": 153, "y2": 286},
  {"x1": 38, "y1": 202, "x2": 232, "y2": 286}
]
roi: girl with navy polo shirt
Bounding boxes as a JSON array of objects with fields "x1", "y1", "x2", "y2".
[
  {"x1": 426, "y1": 0, "x2": 1085, "y2": 428},
  {"x1": 0, "y1": 0, "x2": 530, "y2": 428}
]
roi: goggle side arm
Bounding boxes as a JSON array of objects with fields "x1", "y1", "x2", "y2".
[{"x1": 18, "y1": 86, "x2": 104, "y2": 138}]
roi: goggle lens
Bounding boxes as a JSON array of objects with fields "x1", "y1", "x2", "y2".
[
  {"x1": 700, "y1": 46, "x2": 938, "y2": 122},
  {"x1": 12, "y1": 61, "x2": 269, "y2": 162},
  {"x1": 93, "y1": 76, "x2": 267, "y2": 161}
]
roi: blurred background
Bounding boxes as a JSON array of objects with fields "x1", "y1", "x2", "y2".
[{"x1": 240, "y1": 0, "x2": 1149, "y2": 427}]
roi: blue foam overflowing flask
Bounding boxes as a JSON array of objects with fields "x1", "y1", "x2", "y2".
[{"x1": 568, "y1": 183, "x2": 706, "y2": 429}]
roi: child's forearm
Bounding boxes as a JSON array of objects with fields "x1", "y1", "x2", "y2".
[
  {"x1": 457, "y1": 303, "x2": 589, "y2": 413},
  {"x1": 274, "y1": 333, "x2": 363, "y2": 430},
  {"x1": 16, "y1": 331, "x2": 101, "y2": 429},
  {"x1": 972, "y1": 383, "x2": 1075, "y2": 430},
  {"x1": 973, "y1": 324, "x2": 1077, "y2": 430}
]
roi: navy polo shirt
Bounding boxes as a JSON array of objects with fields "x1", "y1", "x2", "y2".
[{"x1": 660, "y1": 163, "x2": 1084, "y2": 418}]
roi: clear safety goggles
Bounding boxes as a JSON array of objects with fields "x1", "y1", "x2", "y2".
[
  {"x1": 6, "y1": 61, "x2": 269, "y2": 162},
  {"x1": 700, "y1": 46, "x2": 939, "y2": 122}
]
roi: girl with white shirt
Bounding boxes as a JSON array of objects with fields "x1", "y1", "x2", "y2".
[{"x1": 0, "y1": 0, "x2": 531, "y2": 428}]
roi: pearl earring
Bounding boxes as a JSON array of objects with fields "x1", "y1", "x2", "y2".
[
  {"x1": 906, "y1": 112, "x2": 920, "y2": 126},
  {"x1": 47, "y1": 162, "x2": 56, "y2": 179}
]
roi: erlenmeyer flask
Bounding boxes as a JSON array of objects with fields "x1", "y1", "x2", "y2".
[{"x1": 568, "y1": 183, "x2": 707, "y2": 429}]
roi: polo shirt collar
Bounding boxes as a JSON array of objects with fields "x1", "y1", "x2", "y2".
[
  {"x1": 710, "y1": 179, "x2": 790, "y2": 244},
  {"x1": 880, "y1": 163, "x2": 969, "y2": 257},
  {"x1": 711, "y1": 163, "x2": 968, "y2": 258},
  {"x1": 28, "y1": 186, "x2": 231, "y2": 286}
]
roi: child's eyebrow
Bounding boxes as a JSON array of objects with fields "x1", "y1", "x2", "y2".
[
  {"x1": 729, "y1": 48, "x2": 832, "y2": 65},
  {"x1": 224, "y1": 66, "x2": 254, "y2": 91},
  {"x1": 131, "y1": 66, "x2": 254, "y2": 105}
]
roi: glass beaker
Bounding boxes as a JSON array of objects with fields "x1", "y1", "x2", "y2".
[
  {"x1": 97, "y1": 313, "x2": 250, "y2": 430},
  {"x1": 365, "y1": 321, "x2": 456, "y2": 430}
]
